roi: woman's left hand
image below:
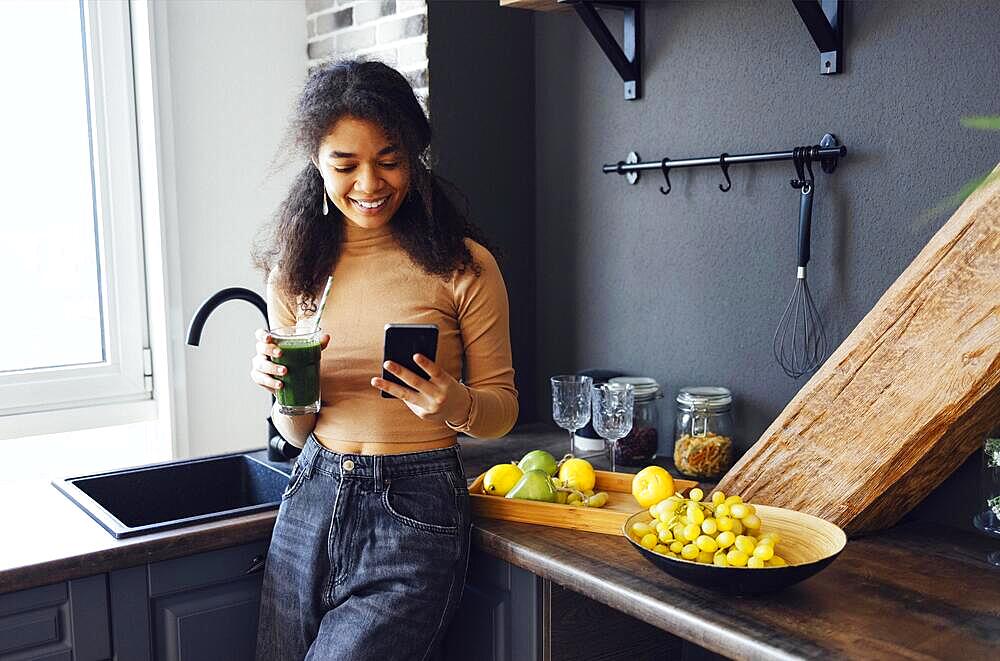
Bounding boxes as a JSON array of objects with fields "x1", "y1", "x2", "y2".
[{"x1": 371, "y1": 354, "x2": 472, "y2": 425}]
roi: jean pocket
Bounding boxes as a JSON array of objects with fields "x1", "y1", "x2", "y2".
[
  {"x1": 381, "y1": 471, "x2": 463, "y2": 535},
  {"x1": 281, "y1": 457, "x2": 308, "y2": 501}
]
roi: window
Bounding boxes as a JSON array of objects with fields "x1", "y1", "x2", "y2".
[{"x1": 0, "y1": 1, "x2": 150, "y2": 424}]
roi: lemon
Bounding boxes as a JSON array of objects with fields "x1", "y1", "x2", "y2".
[
  {"x1": 631, "y1": 465, "x2": 674, "y2": 508},
  {"x1": 558, "y1": 458, "x2": 596, "y2": 492},
  {"x1": 482, "y1": 463, "x2": 523, "y2": 496}
]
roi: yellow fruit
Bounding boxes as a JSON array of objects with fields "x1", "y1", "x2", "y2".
[
  {"x1": 483, "y1": 464, "x2": 523, "y2": 496},
  {"x1": 653, "y1": 543, "x2": 668, "y2": 554},
  {"x1": 768, "y1": 555, "x2": 787, "y2": 567},
  {"x1": 631, "y1": 466, "x2": 674, "y2": 508},
  {"x1": 681, "y1": 544, "x2": 699, "y2": 560},
  {"x1": 640, "y1": 533, "x2": 658, "y2": 549},
  {"x1": 747, "y1": 556, "x2": 765, "y2": 568},
  {"x1": 716, "y1": 531, "x2": 736, "y2": 549},
  {"x1": 558, "y1": 458, "x2": 596, "y2": 492}
]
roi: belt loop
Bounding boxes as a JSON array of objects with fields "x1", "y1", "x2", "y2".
[
  {"x1": 303, "y1": 435, "x2": 317, "y2": 479},
  {"x1": 374, "y1": 454, "x2": 384, "y2": 492},
  {"x1": 454, "y1": 445, "x2": 467, "y2": 480}
]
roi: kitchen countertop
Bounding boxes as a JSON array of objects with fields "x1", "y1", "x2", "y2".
[{"x1": 3, "y1": 425, "x2": 998, "y2": 660}]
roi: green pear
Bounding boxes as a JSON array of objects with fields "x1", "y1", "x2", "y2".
[
  {"x1": 504, "y1": 469, "x2": 558, "y2": 503},
  {"x1": 517, "y1": 449, "x2": 558, "y2": 477}
]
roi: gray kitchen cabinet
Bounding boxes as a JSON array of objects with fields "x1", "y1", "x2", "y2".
[
  {"x1": 438, "y1": 547, "x2": 540, "y2": 661},
  {"x1": 0, "y1": 575, "x2": 110, "y2": 661},
  {"x1": 109, "y1": 540, "x2": 268, "y2": 661}
]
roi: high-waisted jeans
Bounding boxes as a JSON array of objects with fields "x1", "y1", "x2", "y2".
[{"x1": 255, "y1": 434, "x2": 471, "y2": 661}]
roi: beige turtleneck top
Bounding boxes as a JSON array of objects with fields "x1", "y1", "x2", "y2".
[{"x1": 266, "y1": 221, "x2": 518, "y2": 452}]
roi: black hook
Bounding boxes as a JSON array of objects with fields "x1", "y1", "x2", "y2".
[
  {"x1": 659, "y1": 157, "x2": 672, "y2": 195},
  {"x1": 804, "y1": 145, "x2": 816, "y2": 185},
  {"x1": 790, "y1": 146, "x2": 807, "y2": 189},
  {"x1": 718, "y1": 153, "x2": 732, "y2": 192}
]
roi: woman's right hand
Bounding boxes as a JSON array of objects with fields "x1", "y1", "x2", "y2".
[
  {"x1": 250, "y1": 328, "x2": 331, "y2": 395},
  {"x1": 251, "y1": 328, "x2": 286, "y2": 395}
]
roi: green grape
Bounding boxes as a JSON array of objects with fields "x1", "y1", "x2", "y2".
[
  {"x1": 742, "y1": 514, "x2": 762, "y2": 531},
  {"x1": 724, "y1": 495, "x2": 743, "y2": 506},
  {"x1": 681, "y1": 544, "x2": 699, "y2": 560},
  {"x1": 701, "y1": 517, "x2": 718, "y2": 535},
  {"x1": 653, "y1": 543, "x2": 668, "y2": 554},
  {"x1": 730, "y1": 520, "x2": 745, "y2": 536},
  {"x1": 714, "y1": 503, "x2": 730, "y2": 518},
  {"x1": 648, "y1": 505, "x2": 659, "y2": 518},
  {"x1": 689, "y1": 487, "x2": 704, "y2": 502},
  {"x1": 658, "y1": 529, "x2": 673, "y2": 544},
  {"x1": 711, "y1": 491, "x2": 726, "y2": 506},
  {"x1": 716, "y1": 516, "x2": 734, "y2": 532},
  {"x1": 683, "y1": 523, "x2": 701, "y2": 541},
  {"x1": 696, "y1": 535, "x2": 718, "y2": 553},
  {"x1": 715, "y1": 531, "x2": 736, "y2": 549},
  {"x1": 669, "y1": 540, "x2": 684, "y2": 553},
  {"x1": 713, "y1": 551, "x2": 729, "y2": 567},
  {"x1": 730, "y1": 504, "x2": 749, "y2": 519},
  {"x1": 734, "y1": 535, "x2": 755, "y2": 555},
  {"x1": 752, "y1": 544, "x2": 774, "y2": 561},
  {"x1": 631, "y1": 521, "x2": 652, "y2": 537},
  {"x1": 640, "y1": 533, "x2": 657, "y2": 549},
  {"x1": 696, "y1": 551, "x2": 714, "y2": 564},
  {"x1": 726, "y1": 549, "x2": 749, "y2": 567},
  {"x1": 672, "y1": 523, "x2": 687, "y2": 540},
  {"x1": 744, "y1": 503, "x2": 756, "y2": 516},
  {"x1": 768, "y1": 555, "x2": 787, "y2": 567},
  {"x1": 655, "y1": 521, "x2": 668, "y2": 534},
  {"x1": 686, "y1": 503, "x2": 705, "y2": 525},
  {"x1": 747, "y1": 556, "x2": 765, "y2": 569}
]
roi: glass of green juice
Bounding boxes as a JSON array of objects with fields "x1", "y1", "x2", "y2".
[{"x1": 270, "y1": 326, "x2": 323, "y2": 415}]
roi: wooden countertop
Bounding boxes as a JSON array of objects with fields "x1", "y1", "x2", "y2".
[{"x1": 3, "y1": 426, "x2": 998, "y2": 660}]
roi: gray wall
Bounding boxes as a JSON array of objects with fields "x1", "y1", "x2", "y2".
[
  {"x1": 427, "y1": 1, "x2": 538, "y2": 425},
  {"x1": 428, "y1": 0, "x2": 999, "y2": 528},
  {"x1": 534, "y1": 0, "x2": 999, "y2": 456}
]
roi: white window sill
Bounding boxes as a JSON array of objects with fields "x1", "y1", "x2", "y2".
[{"x1": 0, "y1": 408, "x2": 172, "y2": 486}]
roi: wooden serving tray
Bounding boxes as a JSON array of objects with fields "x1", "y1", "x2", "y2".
[{"x1": 468, "y1": 470, "x2": 699, "y2": 536}]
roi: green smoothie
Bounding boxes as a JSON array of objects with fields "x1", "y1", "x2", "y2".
[{"x1": 272, "y1": 335, "x2": 322, "y2": 414}]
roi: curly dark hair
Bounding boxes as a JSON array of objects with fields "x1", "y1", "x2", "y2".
[{"x1": 254, "y1": 59, "x2": 497, "y2": 313}]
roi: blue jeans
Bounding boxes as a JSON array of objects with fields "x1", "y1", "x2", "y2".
[{"x1": 255, "y1": 435, "x2": 471, "y2": 661}]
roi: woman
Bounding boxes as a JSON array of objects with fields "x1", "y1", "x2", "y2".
[{"x1": 250, "y1": 60, "x2": 518, "y2": 660}]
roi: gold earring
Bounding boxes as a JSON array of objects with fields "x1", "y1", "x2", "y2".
[{"x1": 322, "y1": 189, "x2": 329, "y2": 216}]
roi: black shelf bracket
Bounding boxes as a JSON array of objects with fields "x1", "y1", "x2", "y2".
[
  {"x1": 793, "y1": 0, "x2": 844, "y2": 74},
  {"x1": 561, "y1": 0, "x2": 642, "y2": 100}
]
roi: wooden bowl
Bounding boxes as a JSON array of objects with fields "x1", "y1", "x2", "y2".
[{"x1": 622, "y1": 504, "x2": 847, "y2": 594}]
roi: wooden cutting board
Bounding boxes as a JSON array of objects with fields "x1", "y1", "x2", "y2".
[
  {"x1": 717, "y1": 162, "x2": 1000, "y2": 535},
  {"x1": 468, "y1": 470, "x2": 698, "y2": 535}
]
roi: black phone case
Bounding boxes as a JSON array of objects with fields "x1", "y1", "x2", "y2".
[{"x1": 381, "y1": 324, "x2": 439, "y2": 399}]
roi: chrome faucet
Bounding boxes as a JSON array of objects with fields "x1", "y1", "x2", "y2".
[{"x1": 186, "y1": 287, "x2": 300, "y2": 462}]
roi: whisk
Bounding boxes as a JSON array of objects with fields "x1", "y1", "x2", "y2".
[{"x1": 773, "y1": 147, "x2": 828, "y2": 378}]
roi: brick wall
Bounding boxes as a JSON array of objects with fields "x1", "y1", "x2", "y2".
[{"x1": 306, "y1": 0, "x2": 429, "y2": 110}]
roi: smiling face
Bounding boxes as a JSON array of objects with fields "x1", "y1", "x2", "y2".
[{"x1": 313, "y1": 116, "x2": 411, "y2": 230}]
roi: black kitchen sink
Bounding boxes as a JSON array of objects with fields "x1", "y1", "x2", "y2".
[{"x1": 52, "y1": 452, "x2": 292, "y2": 539}]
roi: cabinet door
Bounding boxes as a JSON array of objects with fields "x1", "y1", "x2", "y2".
[
  {"x1": 439, "y1": 547, "x2": 539, "y2": 661},
  {"x1": 0, "y1": 575, "x2": 110, "y2": 661},
  {"x1": 144, "y1": 541, "x2": 268, "y2": 661}
]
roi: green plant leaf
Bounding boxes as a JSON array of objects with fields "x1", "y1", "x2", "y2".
[{"x1": 960, "y1": 115, "x2": 1000, "y2": 131}]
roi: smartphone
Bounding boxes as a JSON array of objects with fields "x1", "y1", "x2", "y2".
[{"x1": 381, "y1": 323, "x2": 439, "y2": 399}]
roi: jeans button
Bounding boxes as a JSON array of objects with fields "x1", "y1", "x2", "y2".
[{"x1": 342, "y1": 459, "x2": 355, "y2": 472}]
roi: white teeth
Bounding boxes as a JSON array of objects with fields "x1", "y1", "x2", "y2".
[{"x1": 353, "y1": 197, "x2": 388, "y2": 209}]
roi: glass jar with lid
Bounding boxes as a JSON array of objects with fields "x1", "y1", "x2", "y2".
[
  {"x1": 673, "y1": 386, "x2": 735, "y2": 479},
  {"x1": 608, "y1": 376, "x2": 662, "y2": 466}
]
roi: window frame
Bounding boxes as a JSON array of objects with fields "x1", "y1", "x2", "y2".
[{"x1": 0, "y1": 0, "x2": 151, "y2": 429}]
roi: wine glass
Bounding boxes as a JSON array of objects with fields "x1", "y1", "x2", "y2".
[
  {"x1": 591, "y1": 382, "x2": 634, "y2": 473},
  {"x1": 550, "y1": 375, "x2": 593, "y2": 456}
]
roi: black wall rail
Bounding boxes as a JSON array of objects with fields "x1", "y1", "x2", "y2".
[{"x1": 602, "y1": 133, "x2": 847, "y2": 189}]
